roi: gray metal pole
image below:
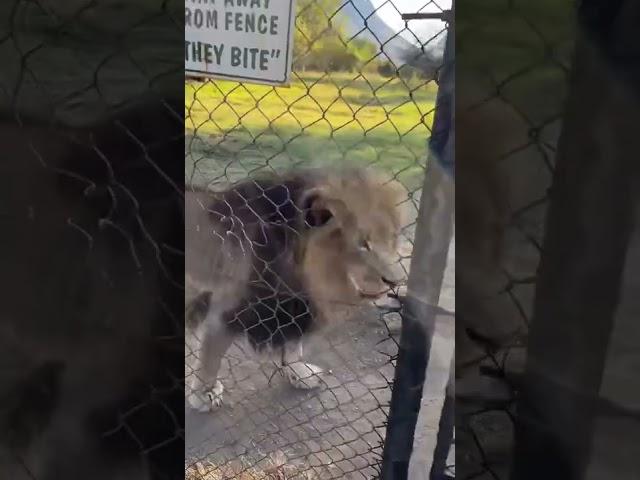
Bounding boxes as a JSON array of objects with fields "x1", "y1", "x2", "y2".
[
  {"x1": 510, "y1": 3, "x2": 637, "y2": 477},
  {"x1": 380, "y1": 15, "x2": 455, "y2": 478},
  {"x1": 430, "y1": 353, "x2": 455, "y2": 480}
]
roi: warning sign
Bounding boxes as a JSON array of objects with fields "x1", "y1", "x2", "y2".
[{"x1": 185, "y1": 0, "x2": 296, "y2": 86}]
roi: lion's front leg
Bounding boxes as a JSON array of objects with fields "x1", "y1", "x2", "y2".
[{"x1": 186, "y1": 313, "x2": 234, "y2": 412}]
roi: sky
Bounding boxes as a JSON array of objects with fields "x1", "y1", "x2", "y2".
[{"x1": 341, "y1": 0, "x2": 451, "y2": 63}]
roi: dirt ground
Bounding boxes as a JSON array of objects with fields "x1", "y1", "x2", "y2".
[
  {"x1": 186, "y1": 304, "x2": 400, "y2": 479},
  {"x1": 185, "y1": 238, "x2": 455, "y2": 479}
]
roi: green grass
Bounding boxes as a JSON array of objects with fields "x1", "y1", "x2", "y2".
[{"x1": 185, "y1": 71, "x2": 437, "y2": 191}]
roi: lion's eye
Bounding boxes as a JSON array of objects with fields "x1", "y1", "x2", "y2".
[{"x1": 360, "y1": 240, "x2": 371, "y2": 251}]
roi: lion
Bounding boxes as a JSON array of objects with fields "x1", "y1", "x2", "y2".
[{"x1": 185, "y1": 167, "x2": 408, "y2": 412}]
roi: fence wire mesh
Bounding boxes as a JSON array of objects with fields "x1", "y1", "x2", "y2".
[
  {"x1": 184, "y1": 1, "x2": 453, "y2": 478},
  {"x1": 456, "y1": 1, "x2": 576, "y2": 479}
]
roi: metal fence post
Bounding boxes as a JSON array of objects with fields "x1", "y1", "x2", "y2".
[
  {"x1": 430, "y1": 353, "x2": 455, "y2": 480},
  {"x1": 381, "y1": 13, "x2": 455, "y2": 478},
  {"x1": 509, "y1": 2, "x2": 637, "y2": 477}
]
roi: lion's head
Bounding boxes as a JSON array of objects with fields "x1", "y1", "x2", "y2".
[{"x1": 294, "y1": 168, "x2": 408, "y2": 316}]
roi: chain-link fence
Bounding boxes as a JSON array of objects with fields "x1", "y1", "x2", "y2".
[
  {"x1": 456, "y1": 1, "x2": 576, "y2": 478},
  {"x1": 184, "y1": 1, "x2": 453, "y2": 478}
]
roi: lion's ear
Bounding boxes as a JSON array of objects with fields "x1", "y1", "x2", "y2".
[
  {"x1": 301, "y1": 192, "x2": 333, "y2": 227},
  {"x1": 299, "y1": 189, "x2": 344, "y2": 229}
]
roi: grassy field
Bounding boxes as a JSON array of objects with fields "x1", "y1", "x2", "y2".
[{"x1": 185, "y1": 71, "x2": 437, "y2": 191}]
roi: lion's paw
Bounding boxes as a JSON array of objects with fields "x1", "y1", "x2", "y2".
[
  {"x1": 285, "y1": 362, "x2": 325, "y2": 390},
  {"x1": 187, "y1": 380, "x2": 224, "y2": 412}
]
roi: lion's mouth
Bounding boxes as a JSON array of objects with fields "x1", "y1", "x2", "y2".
[
  {"x1": 348, "y1": 274, "x2": 390, "y2": 300},
  {"x1": 357, "y1": 290, "x2": 387, "y2": 299}
]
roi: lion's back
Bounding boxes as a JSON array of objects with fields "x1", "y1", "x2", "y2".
[{"x1": 185, "y1": 175, "x2": 308, "y2": 309}]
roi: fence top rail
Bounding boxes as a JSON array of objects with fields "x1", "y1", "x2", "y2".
[{"x1": 401, "y1": 10, "x2": 453, "y2": 22}]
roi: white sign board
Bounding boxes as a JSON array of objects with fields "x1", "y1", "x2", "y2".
[{"x1": 185, "y1": 0, "x2": 296, "y2": 86}]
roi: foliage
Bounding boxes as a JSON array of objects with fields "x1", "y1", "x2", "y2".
[
  {"x1": 399, "y1": 43, "x2": 443, "y2": 80},
  {"x1": 293, "y1": 0, "x2": 379, "y2": 72},
  {"x1": 378, "y1": 61, "x2": 396, "y2": 78}
]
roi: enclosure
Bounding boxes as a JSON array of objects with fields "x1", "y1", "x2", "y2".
[{"x1": 184, "y1": 1, "x2": 454, "y2": 478}]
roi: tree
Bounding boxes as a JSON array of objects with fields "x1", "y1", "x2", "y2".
[
  {"x1": 349, "y1": 37, "x2": 378, "y2": 65},
  {"x1": 399, "y1": 42, "x2": 443, "y2": 80},
  {"x1": 294, "y1": 0, "x2": 344, "y2": 59},
  {"x1": 293, "y1": 0, "x2": 378, "y2": 73},
  {"x1": 378, "y1": 61, "x2": 396, "y2": 78}
]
